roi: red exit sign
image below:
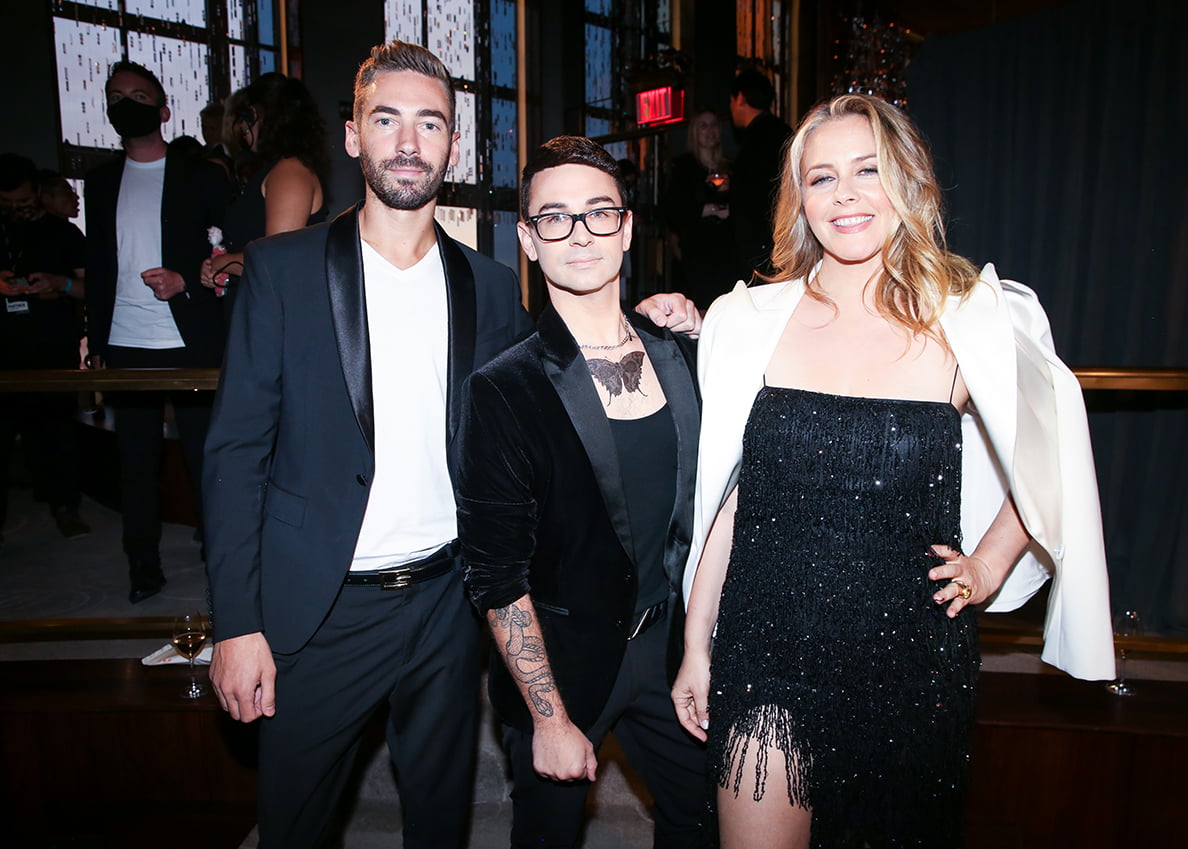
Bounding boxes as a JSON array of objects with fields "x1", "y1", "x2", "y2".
[{"x1": 635, "y1": 85, "x2": 685, "y2": 126}]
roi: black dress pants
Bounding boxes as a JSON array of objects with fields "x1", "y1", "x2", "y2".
[
  {"x1": 501, "y1": 612, "x2": 709, "y2": 849},
  {"x1": 104, "y1": 346, "x2": 212, "y2": 563},
  {"x1": 257, "y1": 566, "x2": 482, "y2": 849}
]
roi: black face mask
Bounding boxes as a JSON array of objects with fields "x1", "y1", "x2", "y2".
[{"x1": 108, "y1": 97, "x2": 162, "y2": 139}]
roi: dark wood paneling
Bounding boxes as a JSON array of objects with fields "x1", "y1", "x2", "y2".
[
  {"x1": 2, "y1": 662, "x2": 1185, "y2": 848},
  {"x1": 966, "y1": 672, "x2": 1187, "y2": 849},
  {"x1": 1, "y1": 661, "x2": 257, "y2": 848}
]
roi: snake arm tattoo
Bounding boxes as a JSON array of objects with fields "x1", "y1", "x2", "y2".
[{"x1": 492, "y1": 602, "x2": 559, "y2": 718}]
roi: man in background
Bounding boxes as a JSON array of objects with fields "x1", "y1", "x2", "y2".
[
  {"x1": 85, "y1": 60, "x2": 226, "y2": 602},
  {"x1": 728, "y1": 68, "x2": 792, "y2": 281}
]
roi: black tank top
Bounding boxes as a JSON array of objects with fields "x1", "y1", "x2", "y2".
[{"x1": 607, "y1": 405, "x2": 678, "y2": 612}]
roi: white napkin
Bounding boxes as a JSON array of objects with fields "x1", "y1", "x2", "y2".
[{"x1": 141, "y1": 642, "x2": 213, "y2": 666}]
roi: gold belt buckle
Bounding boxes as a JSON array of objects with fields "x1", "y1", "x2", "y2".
[{"x1": 379, "y1": 567, "x2": 414, "y2": 590}]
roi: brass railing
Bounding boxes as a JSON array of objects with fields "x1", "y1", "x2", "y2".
[{"x1": 0, "y1": 368, "x2": 219, "y2": 392}]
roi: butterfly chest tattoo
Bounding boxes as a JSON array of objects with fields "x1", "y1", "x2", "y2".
[{"x1": 586, "y1": 350, "x2": 648, "y2": 402}]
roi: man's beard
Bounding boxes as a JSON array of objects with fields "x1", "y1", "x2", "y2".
[{"x1": 360, "y1": 150, "x2": 448, "y2": 211}]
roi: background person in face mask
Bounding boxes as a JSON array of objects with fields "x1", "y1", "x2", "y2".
[{"x1": 84, "y1": 60, "x2": 227, "y2": 604}]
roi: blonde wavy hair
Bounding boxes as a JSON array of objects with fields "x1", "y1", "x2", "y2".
[{"x1": 768, "y1": 94, "x2": 979, "y2": 336}]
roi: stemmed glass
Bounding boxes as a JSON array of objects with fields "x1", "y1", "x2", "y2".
[
  {"x1": 1106, "y1": 610, "x2": 1142, "y2": 696},
  {"x1": 172, "y1": 611, "x2": 209, "y2": 699}
]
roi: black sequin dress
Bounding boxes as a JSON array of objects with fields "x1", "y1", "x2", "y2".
[{"x1": 709, "y1": 386, "x2": 979, "y2": 848}]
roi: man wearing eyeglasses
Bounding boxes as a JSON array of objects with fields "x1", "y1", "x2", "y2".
[{"x1": 457, "y1": 136, "x2": 709, "y2": 848}]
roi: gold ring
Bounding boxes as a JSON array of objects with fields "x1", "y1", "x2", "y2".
[{"x1": 952, "y1": 580, "x2": 972, "y2": 600}]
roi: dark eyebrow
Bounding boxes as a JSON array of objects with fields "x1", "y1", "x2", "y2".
[
  {"x1": 534, "y1": 195, "x2": 619, "y2": 214},
  {"x1": 368, "y1": 105, "x2": 449, "y2": 123},
  {"x1": 107, "y1": 86, "x2": 151, "y2": 98}
]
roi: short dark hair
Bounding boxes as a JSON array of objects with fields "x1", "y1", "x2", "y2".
[
  {"x1": 0, "y1": 153, "x2": 37, "y2": 192},
  {"x1": 107, "y1": 60, "x2": 168, "y2": 106},
  {"x1": 353, "y1": 41, "x2": 454, "y2": 127},
  {"x1": 519, "y1": 136, "x2": 626, "y2": 219},
  {"x1": 730, "y1": 68, "x2": 775, "y2": 112}
]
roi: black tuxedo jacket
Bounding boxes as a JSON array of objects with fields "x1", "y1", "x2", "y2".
[
  {"x1": 84, "y1": 148, "x2": 227, "y2": 365},
  {"x1": 458, "y1": 305, "x2": 700, "y2": 733},
  {"x1": 204, "y1": 205, "x2": 531, "y2": 652}
]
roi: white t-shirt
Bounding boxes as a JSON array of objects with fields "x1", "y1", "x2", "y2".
[
  {"x1": 350, "y1": 239, "x2": 455, "y2": 571},
  {"x1": 108, "y1": 156, "x2": 185, "y2": 349}
]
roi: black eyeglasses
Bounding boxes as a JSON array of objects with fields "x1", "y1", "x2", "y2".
[{"x1": 526, "y1": 207, "x2": 627, "y2": 242}]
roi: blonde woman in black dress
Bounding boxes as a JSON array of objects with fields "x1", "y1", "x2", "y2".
[{"x1": 671, "y1": 95, "x2": 1114, "y2": 848}]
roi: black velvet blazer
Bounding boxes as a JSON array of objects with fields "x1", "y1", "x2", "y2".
[{"x1": 457, "y1": 304, "x2": 700, "y2": 733}]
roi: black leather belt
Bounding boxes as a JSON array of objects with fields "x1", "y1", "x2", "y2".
[
  {"x1": 343, "y1": 541, "x2": 459, "y2": 589},
  {"x1": 627, "y1": 599, "x2": 668, "y2": 640}
]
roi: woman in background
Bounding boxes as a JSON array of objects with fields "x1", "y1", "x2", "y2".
[
  {"x1": 201, "y1": 73, "x2": 328, "y2": 302},
  {"x1": 672, "y1": 94, "x2": 1114, "y2": 848},
  {"x1": 662, "y1": 109, "x2": 737, "y2": 307}
]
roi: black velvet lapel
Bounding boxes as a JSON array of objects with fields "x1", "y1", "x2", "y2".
[
  {"x1": 436, "y1": 222, "x2": 477, "y2": 443},
  {"x1": 538, "y1": 305, "x2": 636, "y2": 564},
  {"x1": 325, "y1": 204, "x2": 374, "y2": 454},
  {"x1": 629, "y1": 312, "x2": 700, "y2": 586}
]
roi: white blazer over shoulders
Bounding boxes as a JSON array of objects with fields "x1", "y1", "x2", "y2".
[{"x1": 685, "y1": 264, "x2": 1115, "y2": 681}]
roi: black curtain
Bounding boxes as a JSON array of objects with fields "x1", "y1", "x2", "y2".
[{"x1": 907, "y1": 0, "x2": 1188, "y2": 634}]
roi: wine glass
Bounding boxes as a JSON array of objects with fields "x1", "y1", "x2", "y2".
[
  {"x1": 706, "y1": 170, "x2": 728, "y2": 190},
  {"x1": 1106, "y1": 610, "x2": 1142, "y2": 696},
  {"x1": 172, "y1": 611, "x2": 209, "y2": 699}
]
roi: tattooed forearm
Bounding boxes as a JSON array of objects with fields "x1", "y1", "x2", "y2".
[{"x1": 490, "y1": 600, "x2": 559, "y2": 719}]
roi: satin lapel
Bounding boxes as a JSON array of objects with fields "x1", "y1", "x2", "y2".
[
  {"x1": 632, "y1": 316, "x2": 699, "y2": 584},
  {"x1": 539, "y1": 306, "x2": 636, "y2": 563},
  {"x1": 325, "y1": 205, "x2": 374, "y2": 454},
  {"x1": 436, "y1": 222, "x2": 477, "y2": 444}
]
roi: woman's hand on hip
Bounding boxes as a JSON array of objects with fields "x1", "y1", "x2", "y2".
[{"x1": 928, "y1": 544, "x2": 1002, "y2": 617}]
